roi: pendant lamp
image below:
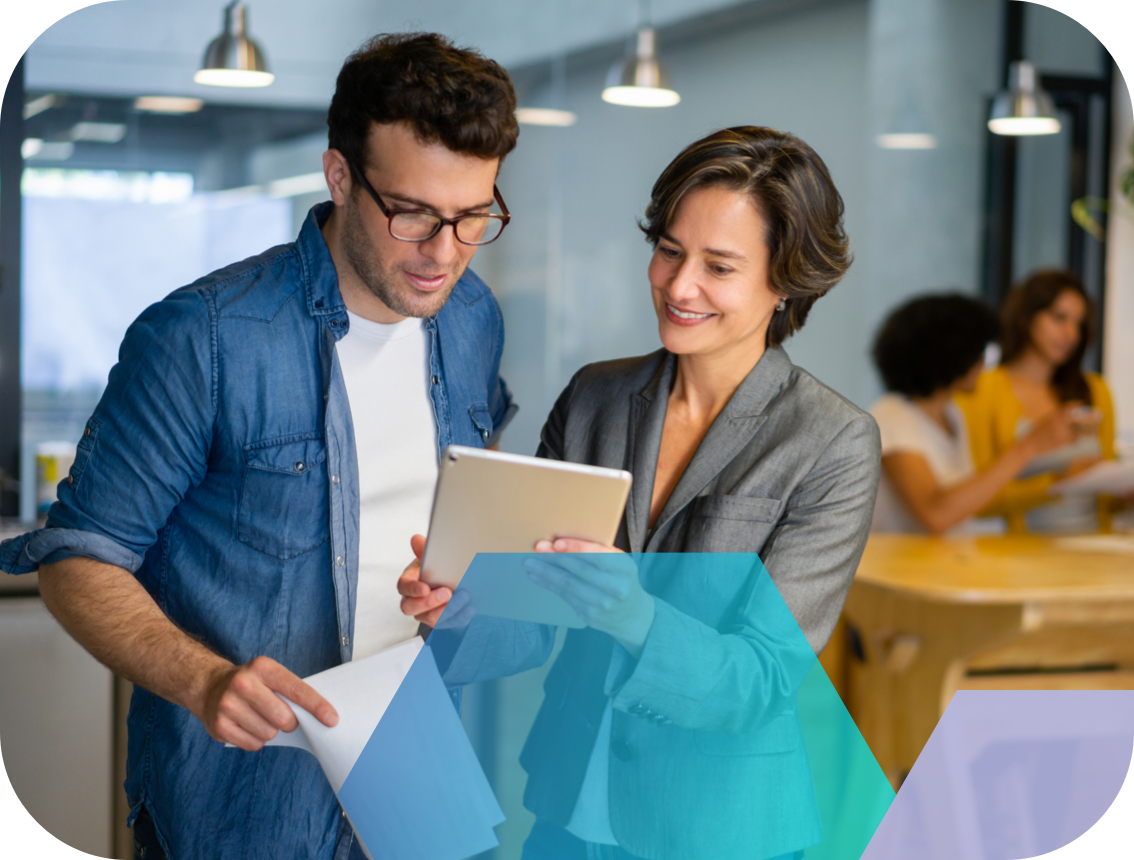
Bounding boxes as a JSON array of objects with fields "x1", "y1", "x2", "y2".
[
  {"x1": 194, "y1": 2, "x2": 274, "y2": 88},
  {"x1": 988, "y1": 60, "x2": 1060, "y2": 136},
  {"x1": 602, "y1": 27, "x2": 680, "y2": 108}
]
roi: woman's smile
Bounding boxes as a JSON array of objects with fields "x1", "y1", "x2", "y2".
[{"x1": 664, "y1": 303, "x2": 716, "y2": 325}]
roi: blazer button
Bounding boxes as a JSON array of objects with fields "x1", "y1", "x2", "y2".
[{"x1": 611, "y1": 740, "x2": 633, "y2": 762}]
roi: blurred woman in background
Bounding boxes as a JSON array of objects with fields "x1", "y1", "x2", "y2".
[
  {"x1": 957, "y1": 269, "x2": 1120, "y2": 533},
  {"x1": 870, "y1": 294, "x2": 1076, "y2": 534}
]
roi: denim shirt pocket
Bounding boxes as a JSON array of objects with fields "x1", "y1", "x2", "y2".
[
  {"x1": 237, "y1": 432, "x2": 329, "y2": 559},
  {"x1": 468, "y1": 403, "x2": 493, "y2": 447}
]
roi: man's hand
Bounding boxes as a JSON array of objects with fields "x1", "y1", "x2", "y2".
[
  {"x1": 196, "y1": 656, "x2": 339, "y2": 751},
  {"x1": 397, "y1": 534, "x2": 475, "y2": 628},
  {"x1": 37, "y1": 556, "x2": 338, "y2": 752}
]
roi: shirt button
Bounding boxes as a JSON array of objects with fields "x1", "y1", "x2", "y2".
[
  {"x1": 315, "y1": 300, "x2": 324, "y2": 309},
  {"x1": 331, "y1": 474, "x2": 340, "y2": 484},
  {"x1": 482, "y1": 429, "x2": 489, "y2": 439},
  {"x1": 612, "y1": 740, "x2": 633, "y2": 762},
  {"x1": 330, "y1": 319, "x2": 338, "y2": 328},
  {"x1": 336, "y1": 556, "x2": 344, "y2": 566},
  {"x1": 294, "y1": 461, "x2": 306, "y2": 473},
  {"x1": 84, "y1": 427, "x2": 91, "y2": 437},
  {"x1": 342, "y1": 636, "x2": 349, "y2": 647},
  {"x1": 67, "y1": 474, "x2": 74, "y2": 484},
  {"x1": 431, "y1": 375, "x2": 439, "y2": 385}
]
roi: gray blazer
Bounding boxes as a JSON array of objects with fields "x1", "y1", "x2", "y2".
[{"x1": 519, "y1": 346, "x2": 881, "y2": 859}]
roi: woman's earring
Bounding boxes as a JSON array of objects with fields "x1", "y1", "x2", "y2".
[{"x1": 776, "y1": 299, "x2": 786, "y2": 312}]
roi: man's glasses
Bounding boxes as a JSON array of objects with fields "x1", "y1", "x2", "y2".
[{"x1": 348, "y1": 160, "x2": 510, "y2": 246}]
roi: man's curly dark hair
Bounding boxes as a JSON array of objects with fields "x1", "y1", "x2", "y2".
[
  {"x1": 327, "y1": 33, "x2": 519, "y2": 171},
  {"x1": 872, "y1": 294, "x2": 1000, "y2": 397}
]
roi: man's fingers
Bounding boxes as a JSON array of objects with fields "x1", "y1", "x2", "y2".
[
  {"x1": 214, "y1": 715, "x2": 269, "y2": 751},
  {"x1": 410, "y1": 533, "x2": 426, "y2": 560},
  {"x1": 254, "y1": 658, "x2": 338, "y2": 728},
  {"x1": 217, "y1": 690, "x2": 284, "y2": 741},
  {"x1": 402, "y1": 586, "x2": 452, "y2": 620}
]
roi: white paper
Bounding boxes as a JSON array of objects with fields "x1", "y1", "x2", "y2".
[
  {"x1": 264, "y1": 636, "x2": 422, "y2": 792},
  {"x1": 1049, "y1": 459, "x2": 1134, "y2": 497}
]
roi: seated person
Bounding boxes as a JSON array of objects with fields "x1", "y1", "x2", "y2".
[
  {"x1": 870, "y1": 294, "x2": 1077, "y2": 534},
  {"x1": 957, "y1": 269, "x2": 1126, "y2": 533}
]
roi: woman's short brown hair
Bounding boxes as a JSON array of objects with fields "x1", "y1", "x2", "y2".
[
  {"x1": 328, "y1": 33, "x2": 519, "y2": 171},
  {"x1": 1000, "y1": 268, "x2": 1096, "y2": 404},
  {"x1": 641, "y1": 126, "x2": 851, "y2": 347}
]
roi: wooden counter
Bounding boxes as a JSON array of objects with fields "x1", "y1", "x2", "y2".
[{"x1": 842, "y1": 534, "x2": 1134, "y2": 786}]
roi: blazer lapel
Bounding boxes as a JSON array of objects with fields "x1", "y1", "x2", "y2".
[
  {"x1": 624, "y1": 355, "x2": 673, "y2": 554},
  {"x1": 646, "y1": 347, "x2": 793, "y2": 548}
]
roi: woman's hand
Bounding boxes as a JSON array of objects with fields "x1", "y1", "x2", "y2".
[
  {"x1": 397, "y1": 534, "x2": 475, "y2": 629},
  {"x1": 524, "y1": 538, "x2": 655, "y2": 657},
  {"x1": 1023, "y1": 405, "x2": 1080, "y2": 455}
]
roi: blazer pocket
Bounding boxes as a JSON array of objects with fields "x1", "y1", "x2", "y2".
[
  {"x1": 695, "y1": 711, "x2": 800, "y2": 756},
  {"x1": 684, "y1": 494, "x2": 783, "y2": 553},
  {"x1": 691, "y1": 494, "x2": 783, "y2": 523},
  {"x1": 238, "y1": 432, "x2": 329, "y2": 559}
]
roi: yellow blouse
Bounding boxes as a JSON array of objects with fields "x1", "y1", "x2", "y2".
[{"x1": 955, "y1": 366, "x2": 1116, "y2": 533}]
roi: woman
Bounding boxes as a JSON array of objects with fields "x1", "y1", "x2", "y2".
[
  {"x1": 870, "y1": 293, "x2": 1078, "y2": 534},
  {"x1": 402, "y1": 127, "x2": 880, "y2": 860},
  {"x1": 956, "y1": 269, "x2": 1122, "y2": 533}
]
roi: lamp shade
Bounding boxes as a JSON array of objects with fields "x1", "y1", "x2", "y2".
[
  {"x1": 194, "y1": 2, "x2": 274, "y2": 88},
  {"x1": 988, "y1": 60, "x2": 1060, "y2": 136},
  {"x1": 602, "y1": 28, "x2": 680, "y2": 107}
]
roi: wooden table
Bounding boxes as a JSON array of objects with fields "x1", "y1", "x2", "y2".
[{"x1": 842, "y1": 533, "x2": 1134, "y2": 787}]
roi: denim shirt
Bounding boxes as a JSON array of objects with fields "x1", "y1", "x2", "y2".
[{"x1": 0, "y1": 202, "x2": 516, "y2": 860}]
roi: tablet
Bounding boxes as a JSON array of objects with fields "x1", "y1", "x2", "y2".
[{"x1": 420, "y1": 446, "x2": 633, "y2": 627}]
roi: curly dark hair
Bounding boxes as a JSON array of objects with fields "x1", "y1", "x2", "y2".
[
  {"x1": 1000, "y1": 268, "x2": 1095, "y2": 404},
  {"x1": 872, "y1": 294, "x2": 1000, "y2": 398},
  {"x1": 327, "y1": 33, "x2": 519, "y2": 171},
  {"x1": 640, "y1": 126, "x2": 851, "y2": 348}
]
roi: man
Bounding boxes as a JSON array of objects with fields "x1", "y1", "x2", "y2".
[{"x1": 1, "y1": 32, "x2": 518, "y2": 860}]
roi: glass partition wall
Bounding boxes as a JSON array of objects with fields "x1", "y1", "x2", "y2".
[{"x1": 18, "y1": 93, "x2": 328, "y2": 522}]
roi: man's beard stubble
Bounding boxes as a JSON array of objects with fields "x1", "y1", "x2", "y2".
[{"x1": 340, "y1": 202, "x2": 457, "y2": 319}]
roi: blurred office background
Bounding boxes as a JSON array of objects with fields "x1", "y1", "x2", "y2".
[{"x1": 0, "y1": 0, "x2": 1131, "y2": 857}]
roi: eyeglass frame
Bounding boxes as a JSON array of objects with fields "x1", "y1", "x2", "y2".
[{"x1": 346, "y1": 159, "x2": 511, "y2": 246}]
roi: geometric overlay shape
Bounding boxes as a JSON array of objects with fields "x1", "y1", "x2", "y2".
[
  {"x1": 860, "y1": 691, "x2": 1134, "y2": 860},
  {"x1": 337, "y1": 642, "x2": 504, "y2": 860},
  {"x1": 431, "y1": 552, "x2": 895, "y2": 859}
]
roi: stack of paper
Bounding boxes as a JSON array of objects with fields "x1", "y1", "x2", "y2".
[
  {"x1": 1049, "y1": 459, "x2": 1134, "y2": 497},
  {"x1": 258, "y1": 637, "x2": 504, "y2": 860}
]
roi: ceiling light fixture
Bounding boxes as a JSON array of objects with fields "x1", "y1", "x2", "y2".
[
  {"x1": 67, "y1": 122, "x2": 127, "y2": 143},
  {"x1": 876, "y1": 133, "x2": 938, "y2": 150},
  {"x1": 23, "y1": 94, "x2": 58, "y2": 120},
  {"x1": 602, "y1": 26, "x2": 680, "y2": 108},
  {"x1": 988, "y1": 60, "x2": 1061, "y2": 136},
  {"x1": 135, "y1": 96, "x2": 205, "y2": 114},
  {"x1": 194, "y1": 2, "x2": 274, "y2": 88},
  {"x1": 516, "y1": 107, "x2": 578, "y2": 127}
]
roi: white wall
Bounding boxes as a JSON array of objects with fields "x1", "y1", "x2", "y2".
[
  {"x1": 1104, "y1": 66, "x2": 1134, "y2": 453},
  {"x1": 476, "y1": 0, "x2": 1013, "y2": 456}
]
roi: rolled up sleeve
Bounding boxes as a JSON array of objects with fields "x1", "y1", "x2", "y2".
[{"x1": 0, "y1": 288, "x2": 215, "y2": 576}]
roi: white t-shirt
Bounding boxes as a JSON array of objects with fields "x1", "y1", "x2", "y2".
[
  {"x1": 870, "y1": 393, "x2": 1001, "y2": 534},
  {"x1": 336, "y1": 312, "x2": 438, "y2": 660}
]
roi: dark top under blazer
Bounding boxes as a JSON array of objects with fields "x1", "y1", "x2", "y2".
[{"x1": 519, "y1": 345, "x2": 881, "y2": 860}]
